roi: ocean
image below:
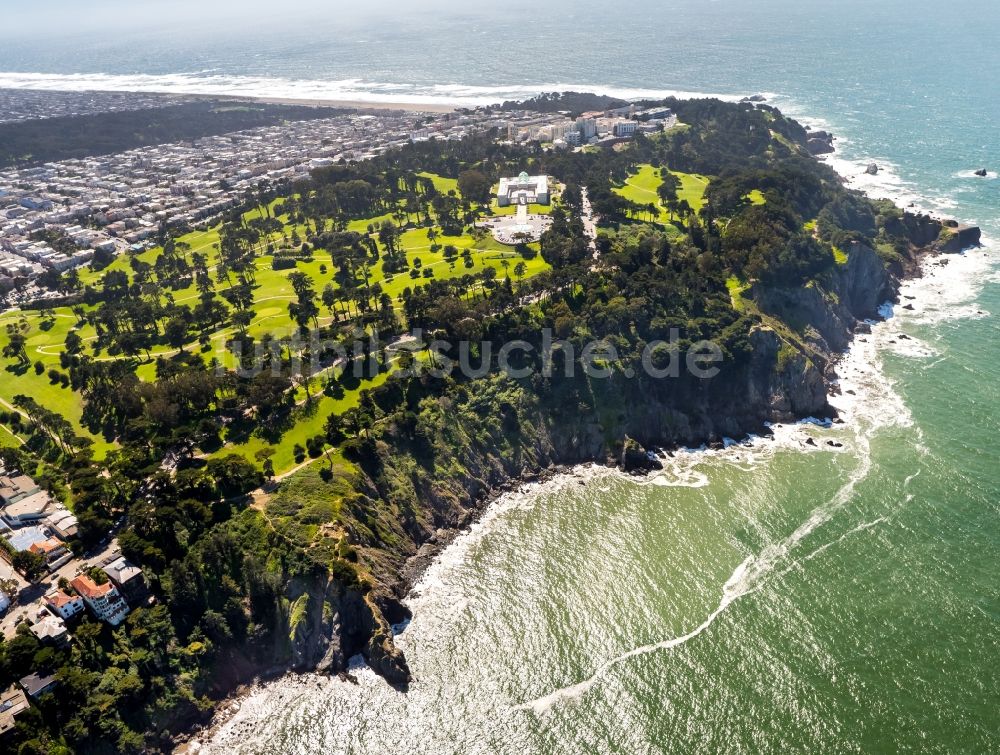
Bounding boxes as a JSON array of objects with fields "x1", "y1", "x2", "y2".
[{"x1": 3, "y1": 1, "x2": 997, "y2": 752}]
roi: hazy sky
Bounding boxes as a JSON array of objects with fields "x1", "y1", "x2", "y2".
[{"x1": 2, "y1": 0, "x2": 533, "y2": 37}]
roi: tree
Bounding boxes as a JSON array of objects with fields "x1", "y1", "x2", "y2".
[
  {"x1": 513, "y1": 261, "x2": 527, "y2": 292},
  {"x1": 457, "y1": 169, "x2": 492, "y2": 205},
  {"x1": 321, "y1": 284, "x2": 338, "y2": 318},
  {"x1": 378, "y1": 221, "x2": 399, "y2": 254},
  {"x1": 13, "y1": 550, "x2": 46, "y2": 582},
  {"x1": 0, "y1": 577, "x2": 18, "y2": 601},
  {"x1": 2, "y1": 330, "x2": 29, "y2": 366},
  {"x1": 287, "y1": 271, "x2": 320, "y2": 330}
]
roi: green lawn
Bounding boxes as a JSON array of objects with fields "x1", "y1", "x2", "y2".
[
  {"x1": 670, "y1": 170, "x2": 710, "y2": 213},
  {"x1": 0, "y1": 308, "x2": 117, "y2": 458},
  {"x1": 614, "y1": 164, "x2": 711, "y2": 222},
  {"x1": 614, "y1": 164, "x2": 670, "y2": 221},
  {"x1": 487, "y1": 199, "x2": 555, "y2": 217},
  {"x1": 417, "y1": 171, "x2": 458, "y2": 195},
  {"x1": 212, "y1": 367, "x2": 395, "y2": 475},
  {"x1": 0, "y1": 173, "x2": 550, "y2": 468},
  {"x1": 726, "y1": 276, "x2": 751, "y2": 313}
]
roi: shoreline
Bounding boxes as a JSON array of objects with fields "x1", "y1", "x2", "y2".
[
  {"x1": 0, "y1": 85, "x2": 462, "y2": 114},
  {"x1": 180, "y1": 231, "x2": 992, "y2": 753},
  {"x1": 236, "y1": 95, "x2": 459, "y2": 114},
  {"x1": 163, "y1": 105, "x2": 981, "y2": 752}
]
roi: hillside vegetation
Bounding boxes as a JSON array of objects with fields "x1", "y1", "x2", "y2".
[{"x1": 0, "y1": 98, "x2": 959, "y2": 753}]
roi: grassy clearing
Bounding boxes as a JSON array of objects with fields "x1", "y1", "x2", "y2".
[
  {"x1": 614, "y1": 164, "x2": 711, "y2": 222},
  {"x1": 614, "y1": 164, "x2": 672, "y2": 223},
  {"x1": 726, "y1": 276, "x2": 751, "y2": 312},
  {"x1": 417, "y1": 171, "x2": 458, "y2": 195},
  {"x1": 212, "y1": 367, "x2": 395, "y2": 474},
  {"x1": 669, "y1": 170, "x2": 710, "y2": 213},
  {"x1": 0, "y1": 309, "x2": 117, "y2": 458}
]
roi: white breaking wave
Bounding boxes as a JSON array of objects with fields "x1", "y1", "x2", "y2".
[
  {"x1": 0, "y1": 70, "x2": 744, "y2": 107},
  {"x1": 768, "y1": 95, "x2": 965, "y2": 220}
]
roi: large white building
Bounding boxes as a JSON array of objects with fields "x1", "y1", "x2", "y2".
[
  {"x1": 0, "y1": 474, "x2": 52, "y2": 527},
  {"x1": 496, "y1": 172, "x2": 550, "y2": 207}
]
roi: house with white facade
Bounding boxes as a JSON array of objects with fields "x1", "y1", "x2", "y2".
[
  {"x1": 70, "y1": 575, "x2": 130, "y2": 626},
  {"x1": 44, "y1": 589, "x2": 85, "y2": 620}
]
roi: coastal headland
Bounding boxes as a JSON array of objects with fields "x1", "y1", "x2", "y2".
[{"x1": 0, "y1": 89, "x2": 982, "y2": 753}]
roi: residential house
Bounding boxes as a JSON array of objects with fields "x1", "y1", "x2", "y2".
[
  {"x1": 18, "y1": 673, "x2": 58, "y2": 700},
  {"x1": 44, "y1": 589, "x2": 85, "y2": 620},
  {"x1": 0, "y1": 685, "x2": 29, "y2": 738},
  {"x1": 29, "y1": 612, "x2": 70, "y2": 647},
  {"x1": 28, "y1": 538, "x2": 70, "y2": 570},
  {"x1": 102, "y1": 556, "x2": 147, "y2": 606},
  {"x1": 70, "y1": 574, "x2": 130, "y2": 626}
]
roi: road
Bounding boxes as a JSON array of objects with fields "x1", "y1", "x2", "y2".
[
  {"x1": 580, "y1": 187, "x2": 599, "y2": 260},
  {"x1": 0, "y1": 537, "x2": 120, "y2": 639}
]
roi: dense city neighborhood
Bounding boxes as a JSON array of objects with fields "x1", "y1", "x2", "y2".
[{"x1": 0, "y1": 91, "x2": 672, "y2": 309}]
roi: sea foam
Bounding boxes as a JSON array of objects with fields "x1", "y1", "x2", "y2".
[{"x1": 0, "y1": 70, "x2": 743, "y2": 108}]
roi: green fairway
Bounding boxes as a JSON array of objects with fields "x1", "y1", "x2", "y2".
[
  {"x1": 0, "y1": 308, "x2": 117, "y2": 458},
  {"x1": 417, "y1": 171, "x2": 458, "y2": 195},
  {"x1": 614, "y1": 164, "x2": 710, "y2": 224},
  {"x1": 614, "y1": 164, "x2": 670, "y2": 221},
  {"x1": 669, "y1": 169, "x2": 710, "y2": 213},
  {"x1": 0, "y1": 172, "x2": 549, "y2": 468}
]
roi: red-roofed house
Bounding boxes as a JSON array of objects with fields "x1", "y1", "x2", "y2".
[
  {"x1": 44, "y1": 589, "x2": 85, "y2": 620},
  {"x1": 70, "y1": 575, "x2": 130, "y2": 626},
  {"x1": 28, "y1": 538, "x2": 69, "y2": 569}
]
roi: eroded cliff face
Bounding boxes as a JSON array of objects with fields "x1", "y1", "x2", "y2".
[
  {"x1": 281, "y1": 574, "x2": 413, "y2": 687},
  {"x1": 270, "y1": 212, "x2": 980, "y2": 691}
]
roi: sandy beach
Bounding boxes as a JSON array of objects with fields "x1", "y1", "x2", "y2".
[{"x1": 242, "y1": 96, "x2": 459, "y2": 114}]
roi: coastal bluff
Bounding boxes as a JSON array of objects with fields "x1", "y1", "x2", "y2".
[{"x1": 258, "y1": 210, "x2": 980, "y2": 699}]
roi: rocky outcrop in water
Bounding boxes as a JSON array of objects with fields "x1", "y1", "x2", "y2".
[
  {"x1": 806, "y1": 130, "x2": 835, "y2": 155},
  {"x1": 936, "y1": 223, "x2": 982, "y2": 253},
  {"x1": 621, "y1": 436, "x2": 664, "y2": 473}
]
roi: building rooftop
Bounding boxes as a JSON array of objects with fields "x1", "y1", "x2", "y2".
[
  {"x1": 45, "y1": 589, "x2": 80, "y2": 609},
  {"x1": 0, "y1": 474, "x2": 39, "y2": 503},
  {"x1": 103, "y1": 556, "x2": 143, "y2": 586},
  {"x1": 29, "y1": 538, "x2": 65, "y2": 556},
  {"x1": 29, "y1": 614, "x2": 68, "y2": 644},
  {"x1": 0, "y1": 684, "x2": 29, "y2": 736},
  {"x1": 71, "y1": 574, "x2": 114, "y2": 599},
  {"x1": 2, "y1": 490, "x2": 51, "y2": 521},
  {"x1": 6, "y1": 525, "x2": 48, "y2": 552},
  {"x1": 18, "y1": 673, "x2": 57, "y2": 699}
]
